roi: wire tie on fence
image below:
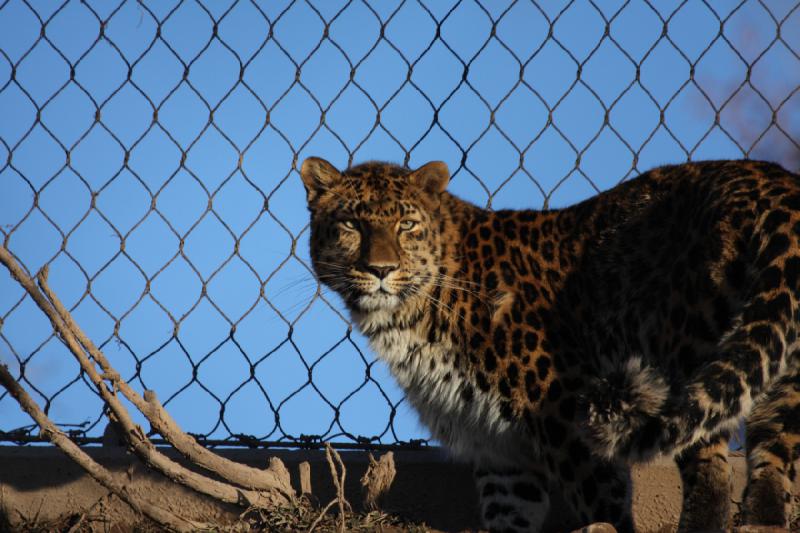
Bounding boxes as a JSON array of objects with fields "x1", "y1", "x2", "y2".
[{"x1": 235, "y1": 434, "x2": 259, "y2": 448}]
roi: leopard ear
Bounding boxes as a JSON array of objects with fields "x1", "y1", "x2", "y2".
[
  {"x1": 300, "y1": 157, "x2": 342, "y2": 204},
  {"x1": 409, "y1": 161, "x2": 450, "y2": 195}
]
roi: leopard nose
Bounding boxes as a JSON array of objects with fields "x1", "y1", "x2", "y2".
[{"x1": 367, "y1": 265, "x2": 397, "y2": 279}]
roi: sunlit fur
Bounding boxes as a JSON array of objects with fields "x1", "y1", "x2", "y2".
[
  {"x1": 306, "y1": 167, "x2": 444, "y2": 315},
  {"x1": 303, "y1": 158, "x2": 800, "y2": 532},
  {"x1": 303, "y1": 160, "x2": 523, "y2": 464}
]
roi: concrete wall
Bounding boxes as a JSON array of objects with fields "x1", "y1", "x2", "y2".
[{"x1": 0, "y1": 446, "x2": 788, "y2": 532}]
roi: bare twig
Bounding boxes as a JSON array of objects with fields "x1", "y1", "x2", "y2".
[
  {"x1": 0, "y1": 364, "x2": 201, "y2": 532},
  {"x1": 326, "y1": 443, "x2": 351, "y2": 533},
  {"x1": 0, "y1": 247, "x2": 292, "y2": 508},
  {"x1": 307, "y1": 499, "x2": 338, "y2": 533},
  {"x1": 308, "y1": 444, "x2": 353, "y2": 533}
]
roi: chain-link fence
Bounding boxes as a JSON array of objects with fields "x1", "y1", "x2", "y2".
[{"x1": 1, "y1": 0, "x2": 798, "y2": 449}]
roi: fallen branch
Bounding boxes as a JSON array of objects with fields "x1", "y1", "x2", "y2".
[
  {"x1": 36, "y1": 262, "x2": 293, "y2": 498},
  {"x1": 0, "y1": 246, "x2": 294, "y2": 507},
  {"x1": 0, "y1": 364, "x2": 202, "y2": 532}
]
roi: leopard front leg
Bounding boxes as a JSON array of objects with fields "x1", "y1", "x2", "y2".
[
  {"x1": 742, "y1": 371, "x2": 800, "y2": 529},
  {"x1": 675, "y1": 431, "x2": 733, "y2": 532},
  {"x1": 474, "y1": 465, "x2": 551, "y2": 533},
  {"x1": 553, "y1": 441, "x2": 634, "y2": 533}
]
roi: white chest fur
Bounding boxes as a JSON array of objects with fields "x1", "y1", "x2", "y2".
[{"x1": 361, "y1": 313, "x2": 528, "y2": 465}]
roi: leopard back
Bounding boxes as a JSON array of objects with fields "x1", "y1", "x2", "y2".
[{"x1": 302, "y1": 157, "x2": 800, "y2": 532}]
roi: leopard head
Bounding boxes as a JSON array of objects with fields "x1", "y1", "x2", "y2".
[{"x1": 300, "y1": 157, "x2": 450, "y2": 313}]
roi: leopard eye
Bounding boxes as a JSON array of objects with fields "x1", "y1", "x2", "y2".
[
  {"x1": 399, "y1": 220, "x2": 417, "y2": 232},
  {"x1": 340, "y1": 220, "x2": 357, "y2": 231}
]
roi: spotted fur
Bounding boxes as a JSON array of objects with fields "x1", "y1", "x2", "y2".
[{"x1": 301, "y1": 157, "x2": 800, "y2": 532}]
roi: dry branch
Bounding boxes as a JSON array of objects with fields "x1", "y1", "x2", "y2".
[
  {"x1": 0, "y1": 364, "x2": 202, "y2": 532},
  {"x1": 39, "y1": 272, "x2": 294, "y2": 497},
  {"x1": 327, "y1": 444, "x2": 346, "y2": 532},
  {"x1": 0, "y1": 246, "x2": 294, "y2": 508},
  {"x1": 328, "y1": 443, "x2": 351, "y2": 533},
  {"x1": 33, "y1": 258, "x2": 295, "y2": 499},
  {"x1": 308, "y1": 444, "x2": 353, "y2": 533}
]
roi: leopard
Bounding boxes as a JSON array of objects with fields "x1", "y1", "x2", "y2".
[{"x1": 300, "y1": 156, "x2": 800, "y2": 533}]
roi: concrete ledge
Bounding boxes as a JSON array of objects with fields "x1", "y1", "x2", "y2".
[{"x1": 0, "y1": 446, "x2": 791, "y2": 532}]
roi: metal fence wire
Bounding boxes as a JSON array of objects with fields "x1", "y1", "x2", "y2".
[{"x1": 0, "y1": 0, "x2": 799, "y2": 449}]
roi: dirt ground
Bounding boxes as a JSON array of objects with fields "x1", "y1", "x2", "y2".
[{"x1": 1, "y1": 447, "x2": 798, "y2": 532}]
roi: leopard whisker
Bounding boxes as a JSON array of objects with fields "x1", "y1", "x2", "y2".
[
  {"x1": 404, "y1": 284, "x2": 463, "y2": 321},
  {"x1": 267, "y1": 275, "x2": 321, "y2": 299},
  {"x1": 436, "y1": 272, "x2": 483, "y2": 288}
]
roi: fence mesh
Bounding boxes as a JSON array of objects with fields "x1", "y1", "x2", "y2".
[{"x1": 0, "y1": 0, "x2": 799, "y2": 449}]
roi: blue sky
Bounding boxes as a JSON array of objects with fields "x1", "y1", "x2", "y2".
[{"x1": 1, "y1": 0, "x2": 798, "y2": 446}]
